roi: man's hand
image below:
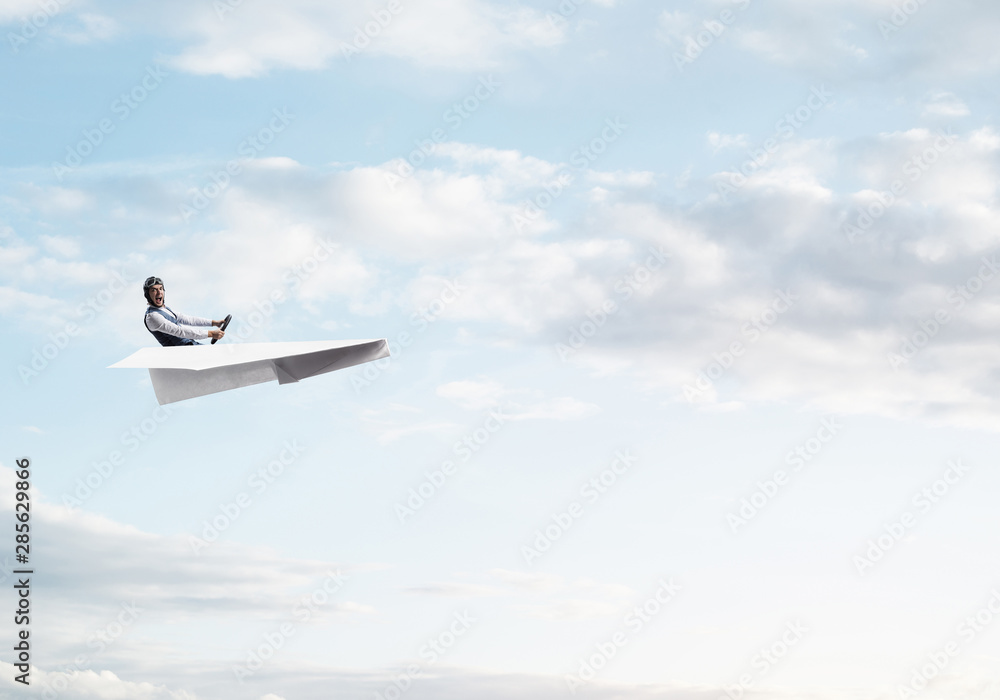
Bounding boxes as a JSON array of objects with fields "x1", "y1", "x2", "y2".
[
  {"x1": 208, "y1": 328, "x2": 225, "y2": 340},
  {"x1": 212, "y1": 319, "x2": 226, "y2": 327}
]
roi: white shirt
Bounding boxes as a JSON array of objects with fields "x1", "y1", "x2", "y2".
[{"x1": 145, "y1": 306, "x2": 213, "y2": 341}]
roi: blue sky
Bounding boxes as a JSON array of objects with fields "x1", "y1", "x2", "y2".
[{"x1": 3, "y1": 0, "x2": 1000, "y2": 698}]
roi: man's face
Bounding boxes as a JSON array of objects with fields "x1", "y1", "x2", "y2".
[{"x1": 149, "y1": 284, "x2": 165, "y2": 307}]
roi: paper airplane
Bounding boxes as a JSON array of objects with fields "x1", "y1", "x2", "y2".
[{"x1": 110, "y1": 339, "x2": 390, "y2": 405}]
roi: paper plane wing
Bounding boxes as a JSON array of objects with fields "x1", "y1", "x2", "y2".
[{"x1": 109, "y1": 339, "x2": 389, "y2": 405}]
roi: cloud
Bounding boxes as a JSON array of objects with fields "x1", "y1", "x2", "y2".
[
  {"x1": 16, "y1": 184, "x2": 94, "y2": 215},
  {"x1": 0, "y1": 455, "x2": 832, "y2": 698},
  {"x1": 509, "y1": 598, "x2": 621, "y2": 620},
  {"x1": 487, "y1": 568, "x2": 564, "y2": 592},
  {"x1": 9, "y1": 123, "x2": 1000, "y2": 429},
  {"x1": 0, "y1": 464, "x2": 366, "y2": 629},
  {"x1": 0, "y1": 285, "x2": 64, "y2": 320},
  {"x1": 13, "y1": 666, "x2": 198, "y2": 700},
  {"x1": 360, "y1": 404, "x2": 462, "y2": 444},
  {"x1": 39, "y1": 234, "x2": 82, "y2": 258},
  {"x1": 0, "y1": 658, "x2": 845, "y2": 700},
  {"x1": 652, "y1": 0, "x2": 1000, "y2": 81},
  {"x1": 48, "y1": 12, "x2": 121, "y2": 44},
  {"x1": 922, "y1": 91, "x2": 971, "y2": 117},
  {"x1": 707, "y1": 132, "x2": 750, "y2": 154},
  {"x1": 511, "y1": 396, "x2": 599, "y2": 421},
  {"x1": 400, "y1": 569, "x2": 633, "y2": 620},
  {"x1": 402, "y1": 582, "x2": 506, "y2": 597},
  {"x1": 654, "y1": 10, "x2": 694, "y2": 47},
  {"x1": 436, "y1": 379, "x2": 600, "y2": 420},
  {"x1": 436, "y1": 379, "x2": 507, "y2": 411},
  {"x1": 2, "y1": 0, "x2": 568, "y2": 77},
  {"x1": 0, "y1": 458, "x2": 384, "y2": 698},
  {"x1": 160, "y1": 0, "x2": 565, "y2": 77},
  {"x1": 0, "y1": 234, "x2": 144, "y2": 330},
  {"x1": 0, "y1": 0, "x2": 56, "y2": 23},
  {"x1": 586, "y1": 170, "x2": 656, "y2": 188},
  {"x1": 654, "y1": 1, "x2": 865, "y2": 68}
]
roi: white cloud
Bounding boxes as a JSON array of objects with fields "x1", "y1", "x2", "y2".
[
  {"x1": 922, "y1": 91, "x2": 971, "y2": 117},
  {"x1": 360, "y1": 405, "x2": 461, "y2": 444},
  {"x1": 49, "y1": 12, "x2": 121, "y2": 43},
  {"x1": 436, "y1": 379, "x2": 507, "y2": 411},
  {"x1": 21, "y1": 184, "x2": 93, "y2": 214},
  {"x1": 40, "y1": 234, "x2": 82, "y2": 257},
  {"x1": 434, "y1": 142, "x2": 567, "y2": 189},
  {"x1": 0, "y1": 0, "x2": 51, "y2": 22},
  {"x1": 436, "y1": 379, "x2": 599, "y2": 420},
  {"x1": 404, "y1": 569, "x2": 633, "y2": 620},
  {"x1": 0, "y1": 460, "x2": 384, "y2": 697},
  {"x1": 488, "y1": 568, "x2": 564, "y2": 592},
  {"x1": 9, "y1": 125, "x2": 1000, "y2": 429},
  {"x1": 0, "y1": 239, "x2": 36, "y2": 268},
  {"x1": 402, "y1": 582, "x2": 506, "y2": 597},
  {"x1": 586, "y1": 170, "x2": 655, "y2": 188},
  {"x1": 727, "y1": 0, "x2": 1000, "y2": 78},
  {"x1": 0, "y1": 285, "x2": 63, "y2": 317},
  {"x1": 162, "y1": 0, "x2": 566, "y2": 77},
  {"x1": 969, "y1": 127, "x2": 1000, "y2": 152},
  {"x1": 654, "y1": 10, "x2": 693, "y2": 47},
  {"x1": 707, "y1": 132, "x2": 749, "y2": 154},
  {"x1": 0, "y1": 237, "x2": 145, "y2": 329},
  {"x1": 410, "y1": 238, "x2": 638, "y2": 332},
  {"x1": 41, "y1": 668, "x2": 197, "y2": 699},
  {"x1": 0, "y1": 658, "x2": 852, "y2": 700},
  {"x1": 510, "y1": 598, "x2": 620, "y2": 620},
  {"x1": 510, "y1": 396, "x2": 599, "y2": 421},
  {"x1": 0, "y1": 464, "x2": 364, "y2": 621}
]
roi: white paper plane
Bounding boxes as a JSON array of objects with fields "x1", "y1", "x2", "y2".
[{"x1": 110, "y1": 339, "x2": 390, "y2": 405}]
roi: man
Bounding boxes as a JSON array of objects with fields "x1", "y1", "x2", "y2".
[{"x1": 142, "y1": 276, "x2": 229, "y2": 346}]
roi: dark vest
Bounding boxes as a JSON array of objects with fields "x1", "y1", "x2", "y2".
[{"x1": 144, "y1": 306, "x2": 197, "y2": 347}]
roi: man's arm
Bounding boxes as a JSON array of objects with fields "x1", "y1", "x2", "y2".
[
  {"x1": 145, "y1": 312, "x2": 212, "y2": 341},
  {"x1": 172, "y1": 311, "x2": 214, "y2": 328}
]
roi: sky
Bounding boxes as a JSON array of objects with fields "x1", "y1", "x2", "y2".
[{"x1": 2, "y1": 0, "x2": 1000, "y2": 698}]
